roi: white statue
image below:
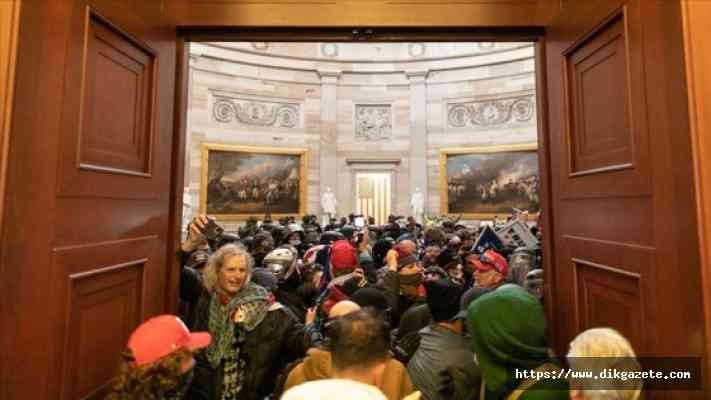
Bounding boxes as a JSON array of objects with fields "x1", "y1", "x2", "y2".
[
  {"x1": 410, "y1": 187, "x2": 425, "y2": 223},
  {"x1": 321, "y1": 187, "x2": 337, "y2": 217}
]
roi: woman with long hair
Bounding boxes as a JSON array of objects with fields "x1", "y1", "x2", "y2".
[{"x1": 184, "y1": 243, "x2": 308, "y2": 400}]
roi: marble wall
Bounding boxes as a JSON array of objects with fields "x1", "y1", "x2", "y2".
[{"x1": 185, "y1": 42, "x2": 538, "y2": 227}]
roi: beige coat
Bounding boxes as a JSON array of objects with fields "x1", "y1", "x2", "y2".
[{"x1": 284, "y1": 348, "x2": 416, "y2": 400}]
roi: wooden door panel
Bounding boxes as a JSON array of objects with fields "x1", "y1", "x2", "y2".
[
  {"x1": 58, "y1": 5, "x2": 168, "y2": 200},
  {"x1": 49, "y1": 236, "x2": 159, "y2": 400},
  {"x1": 565, "y1": 13, "x2": 632, "y2": 174},
  {"x1": 557, "y1": 5, "x2": 651, "y2": 200},
  {"x1": 81, "y1": 12, "x2": 156, "y2": 175}
]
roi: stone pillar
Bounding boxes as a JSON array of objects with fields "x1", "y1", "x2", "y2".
[
  {"x1": 406, "y1": 70, "x2": 429, "y2": 217},
  {"x1": 317, "y1": 69, "x2": 341, "y2": 219}
]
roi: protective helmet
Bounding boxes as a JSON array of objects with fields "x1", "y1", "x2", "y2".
[
  {"x1": 524, "y1": 268, "x2": 544, "y2": 300},
  {"x1": 287, "y1": 223, "x2": 306, "y2": 241},
  {"x1": 320, "y1": 230, "x2": 345, "y2": 245},
  {"x1": 511, "y1": 246, "x2": 534, "y2": 265},
  {"x1": 339, "y1": 225, "x2": 356, "y2": 240},
  {"x1": 262, "y1": 246, "x2": 298, "y2": 281},
  {"x1": 270, "y1": 225, "x2": 288, "y2": 245}
]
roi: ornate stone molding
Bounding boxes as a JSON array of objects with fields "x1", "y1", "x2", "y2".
[
  {"x1": 355, "y1": 105, "x2": 392, "y2": 141},
  {"x1": 447, "y1": 94, "x2": 535, "y2": 128},
  {"x1": 478, "y1": 42, "x2": 496, "y2": 51},
  {"x1": 212, "y1": 95, "x2": 300, "y2": 128},
  {"x1": 251, "y1": 42, "x2": 269, "y2": 51},
  {"x1": 316, "y1": 68, "x2": 341, "y2": 84}
]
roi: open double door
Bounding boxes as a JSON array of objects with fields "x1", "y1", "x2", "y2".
[{"x1": 0, "y1": 0, "x2": 705, "y2": 399}]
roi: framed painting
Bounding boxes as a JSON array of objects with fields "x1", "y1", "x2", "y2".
[
  {"x1": 439, "y1": 143, "x2": 540, "y2": 219},
  {"x1": 200, "y1": 143, "x2": 308, "y2": 220}
]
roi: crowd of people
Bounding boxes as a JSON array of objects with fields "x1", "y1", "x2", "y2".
[{"x1": 106, "y1": 212, "x2": 642, "y2": 400}]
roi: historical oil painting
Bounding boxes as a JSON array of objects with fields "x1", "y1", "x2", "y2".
[
  {"x1": 440, "y1": 144, "x2": 539, "y2": 219},
  {"x1": 201, "y1": 144, "x2": 307, "y2": 219}
]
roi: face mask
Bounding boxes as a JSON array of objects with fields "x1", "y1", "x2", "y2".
[{"x1": 289, "y1": 239, "x2": 301, "y2": 246}]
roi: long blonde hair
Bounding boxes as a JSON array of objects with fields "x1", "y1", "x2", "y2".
[
  {"x1": 567, "y1": 327, "x2": 642, "y2": 400},
  {"x1": 202, "y1": 244, "x2": 254, "y2": 293}
]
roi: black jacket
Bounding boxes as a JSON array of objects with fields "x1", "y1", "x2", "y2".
[
  {"x1": 379, "y1": 270, "x2": 425, "y2": 328},
  {"x1": 178, "y1": 249, "x2": 309, "y2": 399},
  {"x1": 185, "y1": 289, "x2": 308, "y2": 400}
]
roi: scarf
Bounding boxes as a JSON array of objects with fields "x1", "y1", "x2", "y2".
[
  {"x1": 206, "y1": 282, "x2": 269, "y2": 369},
  {"x1": 466, "y1": 286, "x2": 549, "y2": 399}
]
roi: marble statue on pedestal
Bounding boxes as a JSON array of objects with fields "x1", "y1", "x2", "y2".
[
  {"x1": 321, "y1": 186, "x2": 337, "y2": 221},
  {"x1": 410, "y1": 187, "x2": 425, "y2": 224}
]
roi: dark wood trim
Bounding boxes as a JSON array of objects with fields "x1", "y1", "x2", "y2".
[
  {"x1": 178, "y1": 26, "x2": 545, "y2": 43},
  {"x1": 346, "y1": 158, "x2": 401, "y2": 166},
  {"x1": 533, "y1": 38, "x2": 560, "y2": 354},
  {"x1": 167, "y1": 39, "x2": 190, "y2": 314}
]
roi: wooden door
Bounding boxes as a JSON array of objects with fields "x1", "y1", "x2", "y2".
[
  {"x1": 0, "y1": 1, "x2": 177, "y2": 399},
  {"x1": 544, "y1": 0, "x2": 705, "y2": 396}
]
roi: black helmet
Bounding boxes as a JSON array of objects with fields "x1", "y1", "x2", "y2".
[
  {"x1": 339, "y1": 225, "x2": 356, "y2": 240},
  {"x1": 320, "y1": 230, "x2": 345, "y2": 244}
]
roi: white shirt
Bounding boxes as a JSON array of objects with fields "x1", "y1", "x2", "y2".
[{"x1": 281, "y1": 379, "x2": 387, "y2": 400}]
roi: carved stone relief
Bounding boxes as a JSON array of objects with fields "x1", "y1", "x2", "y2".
[
  {"x1": 355, "y1": 105, "x2": 392, "y2": 141},
  {"x1": 321, "y1": 43, "x2": 338, "y2": 57},
  {"x1": 478, "y1": 42, "x2": 496, "y2": 51},
  {"x1": 447, "y1": 94, "x2": 535, "y2": 128},
  {"x1": 213, "y1": 95, "x2": 300, "y2": 128},
  {"x1": 408, "y1": 43, "x2": 426, "y2": 58}
]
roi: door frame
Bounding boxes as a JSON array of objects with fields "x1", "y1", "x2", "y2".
[{"x1": 169, "y1": 27, "x2": 558, "y2": 344}]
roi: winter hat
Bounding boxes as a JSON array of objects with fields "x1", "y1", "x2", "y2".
[
  {"x1": 330, "y1": 240, "x2": 357, "y2": 276},
  {"x1": 435, "y1": 248, "x2": 456, "y2": 268},
  {"x1": 424, "y1": 278, "x2": 464, "y2": 322},
  {"x1": 251, "y1": 268, "x2": 278, "y2": 292},
  {"x1": 466, "y1": 286, "x2": 548, "y2": 396},
  {"x1": 372, "y1": 239, "x2": 393, "y2": 265},
  {"x1": 394, "y1": 243, "x2": 418, "y2": 270}
]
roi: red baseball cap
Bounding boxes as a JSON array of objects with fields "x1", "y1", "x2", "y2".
[
  {"x1": 469, "y1": 249, "x2": 509, "y2": 277},
  {"x1": 330, "y1": 240, "x2": 357, "y2": 274},
  {"x1": 127, "y1": 315, "x2": 212, "y2": 367}
]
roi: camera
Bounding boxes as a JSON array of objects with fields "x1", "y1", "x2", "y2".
[
  {"x1": 201, "y1": 217, "x2": 224, "y2": 241},
  {"x1": 197, "y1": 217, "x2": 232, "y2": 250}
]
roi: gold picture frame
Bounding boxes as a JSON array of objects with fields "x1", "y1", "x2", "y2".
[
  {"x1": 200, "y1": 143, "x2": 308, "y2": 220},
  {"x1": 439, "y1": 143, "x2": 539, "y2": 220}
]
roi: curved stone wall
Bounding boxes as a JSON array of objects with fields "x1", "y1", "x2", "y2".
[{"x1": 185, "y1": 42, "x2": 537, "y2": 224}]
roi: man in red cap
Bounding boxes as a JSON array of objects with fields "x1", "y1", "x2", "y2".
[
  {"x1": 107, "y1": 314, "x2": 211, "y2": 399},
  {"x1": 467, "y1": 249, "x2": 509, "y2": 290},
  {"x1": 380, "y1": 240, "x2": 426, "y2": 327}
]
